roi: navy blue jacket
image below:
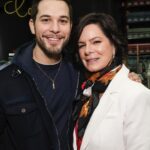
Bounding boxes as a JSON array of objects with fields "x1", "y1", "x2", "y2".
[{"x1": 0, "y1": 41, "x2": 79, "y2": 150}]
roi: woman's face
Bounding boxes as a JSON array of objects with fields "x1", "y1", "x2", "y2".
[{"x1": 78, "y1": 24, "x2": 115, "y2": 72}]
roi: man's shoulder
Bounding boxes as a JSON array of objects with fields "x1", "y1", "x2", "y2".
[
  {"x1": 0, "y1": 62, "x2": 17, "y2": 77},
  {"x1": 0, "y1": 61, "x2": 12, "y2": 71}
]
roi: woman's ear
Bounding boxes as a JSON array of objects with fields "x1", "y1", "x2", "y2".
[{"x1": 29, "y1": 19, "x2": 35, "y2": 35}]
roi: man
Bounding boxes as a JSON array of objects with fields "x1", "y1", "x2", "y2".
[{"x1": 0, "y1": 0, "x2": 78, "y2": 150}]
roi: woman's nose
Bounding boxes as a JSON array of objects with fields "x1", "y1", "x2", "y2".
[{"x1": 85, "y1": 44, "x2": 93, "y2": 55}]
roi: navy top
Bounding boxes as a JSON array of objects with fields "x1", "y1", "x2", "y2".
[{"x1": 32, "y1": 60, "x2": 75, "y2": 150}]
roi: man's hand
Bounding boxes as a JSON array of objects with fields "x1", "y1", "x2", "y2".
[{"x1": 128, "y1": 72, "x2": 142, "y2": 83}]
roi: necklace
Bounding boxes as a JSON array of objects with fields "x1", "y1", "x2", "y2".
[{"x1": 34, "y1": 59, "x2": 62, "y2": 90}]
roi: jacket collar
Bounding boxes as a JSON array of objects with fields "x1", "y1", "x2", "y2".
[
  {"x1": 12, "y1": 40, "x2": 75, "y2": 75},
  {"x1": 12, "y1": 40, "x2": 36, "y2": 75}
]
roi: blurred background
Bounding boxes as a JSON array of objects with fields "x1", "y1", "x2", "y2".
[{"x1": 0, "y1": 0, "x2": 150, "y2": 88}]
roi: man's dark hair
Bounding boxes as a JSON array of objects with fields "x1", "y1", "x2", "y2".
[{"x1": 30, "y1": 0, "x2": 73, "y2": 22}]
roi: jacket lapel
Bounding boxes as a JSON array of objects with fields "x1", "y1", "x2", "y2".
[
  {"x1": 80, "y1": 90, "x2": 117, "y2": 150},
  {"x1": 80, "y1": 65, "x2": 129, "y2": 150}
]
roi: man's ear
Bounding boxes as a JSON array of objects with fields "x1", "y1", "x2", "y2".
[{"x1": 29, "y1": 19, "x2": 35, "y2": 35}]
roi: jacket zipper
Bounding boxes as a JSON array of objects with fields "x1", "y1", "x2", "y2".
[
  {"x1": 67, "y1": 71, "x2": 80, "y2": 150},
  {"x1": 21, "y1": 67, "x2": 79, "y2": 150},
  {"x1": 32, "y1": 77, "x2": 61, "y2": 150}
]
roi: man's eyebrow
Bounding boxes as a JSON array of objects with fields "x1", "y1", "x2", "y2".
[
  {"x1": 39, "y1": 14, "x2": 50, "y2": 18},
  {"x1": 39, "y1": 15, "x2": 70, "y2": 20},
  {"x1": 60, "y1": 15, "x2": 70, "y2": 20}
]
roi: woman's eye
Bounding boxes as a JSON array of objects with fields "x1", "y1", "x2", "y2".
[
  {"x1": 78, "y1": 45, "x2": 85, "y2": 49},
  {"x1": 93, "y1": 40, "x2": 101, "y2": 44}
]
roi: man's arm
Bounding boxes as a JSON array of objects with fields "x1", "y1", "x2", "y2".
[{"x1": 0, "y1": 106, "x2": 6, "y2": 135}]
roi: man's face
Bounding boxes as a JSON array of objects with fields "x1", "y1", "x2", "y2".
[{"x1": 29, "y1": 0, "x2": 72, "y2": 58}]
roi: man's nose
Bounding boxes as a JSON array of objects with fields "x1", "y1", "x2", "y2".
[{"x1": 50, "y1": 21, "x2": 60, "y2": 33}]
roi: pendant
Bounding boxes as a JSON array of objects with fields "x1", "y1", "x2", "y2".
[{"x1": 52, "y1": 81, "x2": 55, "y2": 90}]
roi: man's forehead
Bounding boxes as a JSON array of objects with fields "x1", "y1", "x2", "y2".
[{"x1": 36, "y1": 0, "x2": 70, "y2": 19}]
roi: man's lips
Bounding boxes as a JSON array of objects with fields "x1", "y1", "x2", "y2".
[
  {"x1": 48, "y1": 37, "x2": 60, "y2": 41},
  {"x1": 43, "y1": 35, "x2": 63, "y2": 44},
  {"x1": 43, "y1": 34, "x2": 63, "y2": 39},
  {"x1": 47, "y1": 38, "x2": 60, "y2": 45}
]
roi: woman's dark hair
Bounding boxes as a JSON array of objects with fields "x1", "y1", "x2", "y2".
[
  {"x1": 30, "y1": 0, "x2": 73, "y2": 22},
  {"x1": 74, "y1": 13, "x2": 127, "y2": 68}
]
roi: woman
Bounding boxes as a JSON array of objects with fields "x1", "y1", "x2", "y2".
[{"x1": 73, "y1": 13, "x2": 150, "y2": 150}]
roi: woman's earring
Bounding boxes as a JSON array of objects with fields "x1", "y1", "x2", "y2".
[
  {"x1": 112, "y1": 49, "x2": 115, "y2": 59},
  {"x1": 112, "y1": 53, "x2": 115, "y2": 59}
]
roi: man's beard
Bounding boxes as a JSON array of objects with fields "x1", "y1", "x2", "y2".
[{"x1": 36, "y1": 37, "x2": 68, "y2": 58}]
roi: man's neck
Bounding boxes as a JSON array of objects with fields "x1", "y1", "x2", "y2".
[{"x1": 32, "y1": 47, "x2": 62, "y2": 65}]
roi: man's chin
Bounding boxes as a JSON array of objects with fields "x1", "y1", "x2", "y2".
[{"x1": 44, "y1": 48, "x2": 62, "y2": 58}]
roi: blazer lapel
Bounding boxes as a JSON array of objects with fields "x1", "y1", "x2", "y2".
[
  {"x1": 80, "y1": 65, "x2": 129, "y2": 150},
  {"x1": 80, "y1": 89, "x2": 118, "y2": 150}
]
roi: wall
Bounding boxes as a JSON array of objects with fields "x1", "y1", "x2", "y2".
[
  {"x1": 71, "y1": 0, "x2": 124, "y2": 30},
  {"x1": 0, "y1": 0, "x2": 32, "y2": 60}
]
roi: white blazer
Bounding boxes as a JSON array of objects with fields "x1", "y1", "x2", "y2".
[{"x1": 73, "y1": 65, "x2": 150, "y2": 150}]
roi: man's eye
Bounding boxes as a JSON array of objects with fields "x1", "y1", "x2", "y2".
[
  {"x1": 60, "y1": 19, "x2": 68, "y2": 24},
  {"x1": 41, "y1": 18, "x2": 49, "y2": 23}
]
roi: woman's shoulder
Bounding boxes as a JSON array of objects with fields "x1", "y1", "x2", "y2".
[{"x1": 113, "y1": 65, "x2": 150, "y2": 98}]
